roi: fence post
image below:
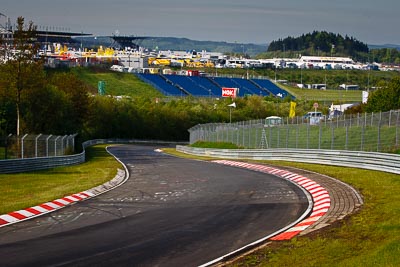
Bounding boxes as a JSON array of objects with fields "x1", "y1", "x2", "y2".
[
  {"x1": 35, "y1": 134, "x2": 42, "y2": 158},
  {"x1": 241, "y1": 122, "x2": 244, "y2": 147},
  {"x1": 277, "y1": 127, "x2": 280, "y2": 148},
  {"x1": 377, "y1": 112, "x2": 382, "y2": 152},
  {"x1": 371, "y1": 112, "x2": 374, "y2": 126},
  {"x1": 46, "y1": 135, "x2": 52, "y2": 157},
  {"x1": 286, "y1": 125, "x2": 289, "y2": 148},
  {"x1": 61, "y1": 135, "x2": 67, "y2": 155},
  {"x1": 54, "y1": 136, "x2": 61, "y2": 156},
  {"x1": 331, "y1": 122, "x2": 335, "y2": 150},
  {"x1": 397, "y1": 111, "x2": 400, "y2": 147},
  {"x1": 21, "y1": 134, "x2": 28, "y2": 159},
  {"x1": 345, "y1": 124, "x2": 348, "y2": 150},
  {"x1": 318, "y1": 123, "x2": 322, "y2": 149},
  {"x1": 247, "y1": 121, "x2": 252, "y2": 148},
  {"x1": 254, "y1": 125, "x2": 257, "y2": 149},
  {"x1": 269, "y1": 126, "x2": 272, "y2": 149},
  {"x1": 361, "y1": 122, "x2": 365, "y2": 151},
  {"x1": 349, "y1": 114, "x2": 352, "y2": 128}
]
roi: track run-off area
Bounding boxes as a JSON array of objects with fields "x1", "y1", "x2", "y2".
[{"x1": 0, "y1": 144, "x2": 362, "y2": 266}]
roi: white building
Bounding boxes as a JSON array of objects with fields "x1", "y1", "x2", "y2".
[{"x1": 298, "y1": 56, "x2": 356, "y2": 69}]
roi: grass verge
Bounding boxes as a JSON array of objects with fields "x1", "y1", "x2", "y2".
[
  {"x1": 190, "y1": 141, "x2": 243, "y2": 149},
  {"x1": 162, "y1": 148, "x2": 400, "y2": 267},
  {"x1": 0, "y1": 145, "x2": 122, "y2": 214}
]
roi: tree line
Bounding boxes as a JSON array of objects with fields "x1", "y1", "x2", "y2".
[
  {"x1": 265, "y1": 31, "x2": 400, "y2": 64},
  {"x1": 267, "y1": 31, "x2": 369, "y2": 57}
]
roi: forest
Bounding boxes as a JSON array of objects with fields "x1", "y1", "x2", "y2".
[{"x1": 264, "y1": 31, "x2": 400, "y2": 64}]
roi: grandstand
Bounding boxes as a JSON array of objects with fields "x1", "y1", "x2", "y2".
[
  {"x1": 136, "y1": 73, "x2": 187, "y2": 96},
  {"x1": 252, "y1": 79, "x2": 291, "y2": 98},
  {"x1": 135, "y1": 73, "x2": 292, "y2": 99}
]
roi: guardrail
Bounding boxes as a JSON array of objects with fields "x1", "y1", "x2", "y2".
[
  {"x1": 176, "y1": 146, "x2": 400, "y2": 175},
  {"x1": 0, "y1": 139, "x2": 188, "y2": 174},
  {"x1": 0, "y1": 153, "x2": 85, "y2": 174}
]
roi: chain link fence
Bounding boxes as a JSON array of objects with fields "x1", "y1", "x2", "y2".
[
  {"x1": 189, "y1": 110, "x2": 400, "y2": 153},
  {"x1": 0, "y1": 134, "x2": 77, "y2": 160}
]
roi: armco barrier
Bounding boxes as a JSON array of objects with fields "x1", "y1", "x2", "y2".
[
  {"x1": 176, "y1": 146, "x2": 400, "y2": 175},
  {"x1": 0, "y1": 139, "x2": 187, "y2": 174},
  {"x1": 0, "y1": 153, "x2": 85, "y2": 174}
]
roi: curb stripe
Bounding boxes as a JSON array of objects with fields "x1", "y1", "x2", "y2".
[
  {"x1": 0, "y1": 191, "x2": 96, "y2": 228},
  {"x1": 8, "y1": 212, "x2": 28, "y2": 220},
  {"x1": 25, "y1": 207, "x2": 42, "y2": 215},
  {"x1": 212, "y1": 160, "x2": 331, "y2": 241}
]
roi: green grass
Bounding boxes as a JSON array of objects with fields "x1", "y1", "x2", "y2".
[
  {"x1": 0, "y1": 145, "x2": 122, "y2": 214},
  {"x1": 162, "y1": 148, "x2": 400, "y2": 267},
  {"x1": 190, "y1": 141, "x2": 243, "y2": 149},
  {"x1": 282, "y1": 85, "x2": 362, "y2": 102},
  {"x1": 70, "y1": 67, "x2": 163, "y2": 98}
]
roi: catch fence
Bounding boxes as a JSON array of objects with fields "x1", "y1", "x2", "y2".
[
  {"x1": 189, "y1": 110, "x2": 400, "y2": 153},
  {"x1": 0, "y1": 134, "x2": 77, "y2": 160}
]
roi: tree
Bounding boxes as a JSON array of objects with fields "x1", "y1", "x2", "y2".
[
  {"x1": 0, "y1": 17, "x2": 42, "y2": 136},
  {"x1": 365, "y1": 77, "x2": 400, "y2": 112},
  {"x1": 49, "y1": 72, "x2": 91, "y2": 133}
]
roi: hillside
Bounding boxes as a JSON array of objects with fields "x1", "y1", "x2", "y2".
[
  {"x1": 69, "y1": 67, "x2": 163, "y2": 98},
  {"x1": 69, "y1": 67, "x2": 371, "y2": 103}
]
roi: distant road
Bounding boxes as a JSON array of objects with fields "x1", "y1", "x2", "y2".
[{"x1": 0, "y1": 145, "x2": 308, "y2": 267}]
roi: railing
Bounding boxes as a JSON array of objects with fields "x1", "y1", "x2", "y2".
[
  {"x1": 0, "y1": 153, "x2": 85, "y2": 174},
  {"x1": 0, "y1": 139, "x2": 188, "y2": 174},
  {"x1": 176, "y1": 146, "x2": 400, "y2": 175},
  {"x1": 0, "y1": 134, "x2": 77, "y2": 160}
]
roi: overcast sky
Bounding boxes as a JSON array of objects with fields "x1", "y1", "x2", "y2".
[{"x1": 1, "y1": 0, "x2": 399, "y2": 45}]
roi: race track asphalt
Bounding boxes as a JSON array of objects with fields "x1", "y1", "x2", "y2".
[{"x1": 0, "y1": 144, "x2": 309, "y2": 267}]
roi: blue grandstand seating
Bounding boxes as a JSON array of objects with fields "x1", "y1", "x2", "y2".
[
  {"x1": 136, "y1": 73, "x2": 186, "y2": 96},
  {"x1": 135, "y1": 73, "x2": 292, "y2": 99},
  {"x1": 230, "y1": 78, "x2": 268, "y2": 96},
  {"x1": 251, "y1": 79, "x2": 292, "y2": 98},
  {"x1": 164, "y1": 75, "x2": 213, "y2": 97},
  {"x1": 209, "y1": 77, "x2": 268, "y2": 97},
  {"x1": 188, "y1": 76, "x2": 221, "y2": 96}
]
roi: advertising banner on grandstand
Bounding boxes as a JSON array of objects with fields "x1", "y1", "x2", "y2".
[{"x1": 222, "y1": 87, "x2": 238, "y2": 98}]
